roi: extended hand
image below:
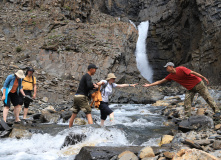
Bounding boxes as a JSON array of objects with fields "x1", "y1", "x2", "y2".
[
  {"x1": 93, "y1": 83, "x2": 98, "y2": 89},
  {"x1": 131, "y1": 83, "x2": 138, "y2": 87},
  {"x1": 1, "y1": 95, "x2": 5, "y2": 101},
  {"x1": 143, "y1": 83, "x2": 151, "y2": 87},
  {"x1": 33, "y1": 94, "x2": 36, "y2": 99}
]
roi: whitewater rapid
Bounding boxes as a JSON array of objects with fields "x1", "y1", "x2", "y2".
[{"x1": 0, "y1": 104, "x2": 171, "y2": 160}]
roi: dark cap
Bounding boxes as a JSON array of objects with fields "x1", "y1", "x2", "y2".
[
  {"x1": 27, "y1": 67, "x2": 35, "y2": 72},
  {"x1": 88, "y1": 64, "x2": 98, "y2": 70}
]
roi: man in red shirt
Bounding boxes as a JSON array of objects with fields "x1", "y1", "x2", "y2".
[{"x1": 143, "y1": 62, "x2": 220, "y2": 117}]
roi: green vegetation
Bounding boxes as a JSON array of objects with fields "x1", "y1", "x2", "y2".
[
  {"x1": 48, "y1": 35, "x2": 61, "y2": 39},
  {"x1": 64, "y1": 5, "x2": 71, "y2": 11},
  {"x1": 31, "y1": 15, "x2": 36, "y2": 18},
  {"x1": 16, "y1": 46, "x2": 22, "y2": 53},
  {"x1": 32, "y1": 21, "x2": 36, "y2": 25}
]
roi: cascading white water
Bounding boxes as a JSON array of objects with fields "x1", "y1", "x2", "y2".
[{"x1": 135, "y1": 21, "x2": 153, "y2": 83}]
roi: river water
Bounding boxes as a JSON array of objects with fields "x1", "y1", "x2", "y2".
[{"x1": 0, "y1": 104, "x2": 173, "y2": 160}]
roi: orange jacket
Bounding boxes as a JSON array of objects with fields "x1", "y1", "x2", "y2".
[{"x1": 90, "y1": 86, "x2": 102, "y2": 108}]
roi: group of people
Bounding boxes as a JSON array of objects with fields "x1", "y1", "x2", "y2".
[
  {"x1": 1, "y1": 67, "x2": 36, "y2": 123},
  {"x1": 69, "y1": 62, "x2": 220, "y2": 127},
  {"x1": 1, "y1": 62, "x2": 220, "y2": 126}
]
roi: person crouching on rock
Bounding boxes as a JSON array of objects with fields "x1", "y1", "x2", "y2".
[
  {"x1": 19, "y1": 67, "x2": 37, "y2": 119},
  {"x1": 1, "y1": 70, "x2": 26, "y2": 123},
  {"x1": 96, "y1": 73, "x2": 138, "y2": 126},
  {"x1": 143, "y1": 62, "x2": 220, "y2": 117},
  {"x1": 69, "y1": 64, "x2": 99, "y2": 128}
]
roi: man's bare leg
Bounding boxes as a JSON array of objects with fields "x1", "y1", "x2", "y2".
[
  {"x1": 69, "y1": 113, "x2": 77, "y2": 128},
  {"x1": 86, "y1": 114, "x2": 93, "y2": 124}
]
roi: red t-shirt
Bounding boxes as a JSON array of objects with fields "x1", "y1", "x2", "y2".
[{"x1": 165, "y1": 66, "x2": 202, "y2": 90}]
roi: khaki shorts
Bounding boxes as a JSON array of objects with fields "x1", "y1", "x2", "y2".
[{"x1": 72, "y1": 95, "x2": 91, "y2": 114}]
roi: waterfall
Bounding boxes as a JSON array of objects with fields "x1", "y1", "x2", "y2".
[{"x1": 135, "y1": 21, "x2": 153, "y2": 83}]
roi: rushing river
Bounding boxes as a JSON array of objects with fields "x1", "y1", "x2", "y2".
[{"x1": 0, "y1": 104, "x2": 173, "y2": 160}]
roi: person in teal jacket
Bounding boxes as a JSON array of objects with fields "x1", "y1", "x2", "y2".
[{"x1": 1, "y1": 70, "x2": 26, "y2": 122}]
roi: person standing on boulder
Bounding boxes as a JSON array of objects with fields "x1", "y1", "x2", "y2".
[
  {"x1": 1, "y1": 70, "x2": 26, "y2": 122},
  {"x1": 19, "y1": 67, "x2": 37, "y2": 119},
  {"x1": 143, "y1": 62, "x2": 220, "y2": 117},
  {"x1": 69, "y1": 64, "x2": 99, "y2": 128},
  {"x1": 96, "y1": 73, "x2": 138, "y2": 126}
]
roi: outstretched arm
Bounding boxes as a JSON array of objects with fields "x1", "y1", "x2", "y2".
[
  {"x1": 143, "y1": 79, "x2": 168, "y2": 87},
  {"x1": 116, "y1": 83, "x2": 138, "y2": 88},
  {"x1": 190, "y1": 71, "x2": 209, "y2": 85}
]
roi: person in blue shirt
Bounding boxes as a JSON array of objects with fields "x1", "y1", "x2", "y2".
[{"x1": 1, "y1": 70, "x2": 26, "y2": 123}]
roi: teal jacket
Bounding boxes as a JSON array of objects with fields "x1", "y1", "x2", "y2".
[{"x1": 1, "y1": 74, "x2": 23, "y2": 103}]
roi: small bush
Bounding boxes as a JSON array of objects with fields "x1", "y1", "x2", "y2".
[{"x1": 16, "y1": 46, "x2": 22, "y2": 52}]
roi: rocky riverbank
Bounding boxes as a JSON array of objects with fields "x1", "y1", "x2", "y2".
[
  {"x1": 1, "y1": 87, "x2": 221, "y2": 160},
  {"x1": 74, "y1": 88, "x2": 221, "y2": 160}
]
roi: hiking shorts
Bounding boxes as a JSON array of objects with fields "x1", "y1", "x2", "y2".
[
  {"x1": 72, "y1": 95, "x2": 91, "y2": 114},
  {"x1": 4, "y1": 92, "x2": 20, "y2": 107},
  {"x1": 99, "y1": 101, "x2": 113, "y2": 120},
  {"x1": 19, "y1": 90, "x2": 32, "y2": 108}
]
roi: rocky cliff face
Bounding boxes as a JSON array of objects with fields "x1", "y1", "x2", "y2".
[
  {"x1": 0, "y1": 0, "x2": 220, "y2": 104},
  {"x1": 102, "y1": 0, "x2": 221, "y2": 85},
  {"x1": 0, "y1": 0, "x2": 145, "y2": 103}
]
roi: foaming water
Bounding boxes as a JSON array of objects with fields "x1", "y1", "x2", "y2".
[
  {"x1": 0, "y1": 104, "x2": 173, "y2": 159},
  {"x1": 135, "y1": 21, "x2": 153, "y2": 83}
]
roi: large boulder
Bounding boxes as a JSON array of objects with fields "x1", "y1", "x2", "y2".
[
  {"x1": 117, "y1": 151, "x2": 138, "y2": 160},
  {"x1": 9, "y1": 128, "x2": 32, "y2": 139},
  {"x1": 138, "y1": 146, "x2": 155, "y2": 158},
  {"x1": 61, "y1": 133, "x2": 87, "y2": 149},
  {"x1": 160, "y1": 135, "x2": 174, "y2": 146},
  {"x1": 173, "y1": 148, "x2": 219, "y2": 160},
  {"x1": 178, "y1": 116, "x2": 214, "y2": 132},
  {"x1": 40, "y1": 109, "x2": 60, "y2": 123}
]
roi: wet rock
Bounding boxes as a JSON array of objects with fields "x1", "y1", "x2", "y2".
[
  {"x1": 60, "y1": 111, "x2": 72, "y2": 121},
  {"x1": 138, "y1": 146, "x2": 155, "y2": 159},
  {"x1": 74, "y1": 118, "x2": 87, "y2": 125},
  {"x1": 160, "y1": 135, "x2": 174, "y2": 146},
  {"x1": 9, "y1": 128, "x2": 32, "y2": 139},
  {"x1": 117, "y1": 151, "x2": 138, "y2": 160},
  {"x1": 44, "y1": 105, "x2": 56, "y2": 113},
  {"x1": 33, "y1": 114, "x2": 41, "y2": 120},
  {"x1": 61, "y1": 133, "x2": 86, "y2": 149},
  {"x1": 0, "y1": 119, "x2": 12, "y2": 131},
  {"x1": 75, "y1": 146, "x2": 143, "y2": 160},
  {"x1": 178, "y1": 116, "x2": 214, "y2": 132},
  {"x1": 0, "y1": 130, "x2": 11, "y2": 138},
  {"x1": 40, "y1": 109, "x2": 60, "y2": 123},
  {"x1": 173, "y1": 148, "x2": 219, "y2": 160}
]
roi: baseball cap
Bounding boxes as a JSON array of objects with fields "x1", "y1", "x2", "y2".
[
  {"x1": 88, "y1": 64, "x2": 98, "y2": 70},
  {"x1": 164, "y1": 62, "x2": 175, "y2": 68},
  {"x1": 27, "y1": 67, "x2": 35, "y2": 72}
]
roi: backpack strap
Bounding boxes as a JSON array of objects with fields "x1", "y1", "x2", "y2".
[
  {"x1": 100, "y1": 82, "x2": 114, "y2": 96},
  {"x1": 32, "y1": 75, "x2": 34, "y2": 90}
]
